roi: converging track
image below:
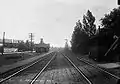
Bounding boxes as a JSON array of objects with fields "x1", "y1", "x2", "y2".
[
  {"x1": 76, "y1": 57, "x2": 120, "y2": 84},
  {"x1": 62, "y1": 50, "x2": 120, "y2": 84},
  {"x1": 0, "y1": 50, "x2": 119, "y2": 84},
  {"x1": 32, "y1": 52, "x2": 92, "y2": 84},
  {"x1": 0, "y1": 52, "x2": 56, "y2": 84}
]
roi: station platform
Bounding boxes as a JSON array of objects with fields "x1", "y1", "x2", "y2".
[
  {"x1": 0, "y1": 52, "x2": 52, "y2": 74},
  {"x1": 97, "y1": 62, "x2": 120, "y2": 69}
]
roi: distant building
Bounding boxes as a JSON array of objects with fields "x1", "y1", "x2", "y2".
[
  {"x1": 0, "y1": 39, "x2": 12, "y2": 43},
  {"x1": 13, "y1": 39, "x2": 19, "y2": 43},
  {"x1": 0, "y1": 39, "x2": 23, "y2": 44},
  {"x1": 35, "y1": 38, "x2": 50, "y2": 53},
  {"x1": 0, "y1": 39, "x2": 23, "y2": 53}
]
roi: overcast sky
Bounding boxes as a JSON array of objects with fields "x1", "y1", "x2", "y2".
[{"x1": 0, "y1": 0, "x2": 118, "y2": 47}]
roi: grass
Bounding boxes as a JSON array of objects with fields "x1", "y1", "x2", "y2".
[{"x1": 0, "y1": 52, "x2": 41, "y2": 67}]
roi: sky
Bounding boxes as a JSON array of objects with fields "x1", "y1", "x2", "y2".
[{"x1": 0, "y1": 0, "x2": 118, "y2": 47}]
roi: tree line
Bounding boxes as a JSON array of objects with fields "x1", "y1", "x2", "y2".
[{"x1": 71, "y1": 6, "x2": 120, "y2": 62}]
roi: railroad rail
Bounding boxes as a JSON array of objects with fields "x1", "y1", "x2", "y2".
[
  {"x1": 62, "y1": 52, "x2": 119, "y2": 84},
  {"x1": 1, "y1": 50, "x2": 119, "y2": 84},
  {"x1": 29, "y1": 52, "x2": 56, "y2": 84},
  {"x1": 77, "y1": 56, "x2": 120, "y2": 80},
  {"x1": 1, "y1": 51, "x2": 90, "y2": 84},
  {"x1": 0, "y1": 51, "x2": 56, "y2": 83},
  {"x1": 61, "y1": 53, "x2": 93, "y2": 84}
]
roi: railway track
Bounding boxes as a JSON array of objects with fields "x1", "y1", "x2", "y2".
[
  {"x1": 77, "y1": 57, "x2": 120, "y2": 78},
  {"x1": 0, "y1": 52, "x2": 55, "y2": 78},
  {"x1": 1, "y1": 51, "x2": 94, "y2": 84},
  {"x1": 61, "y1": 53, "x2": 92, "y2": 84},
  {"x1": 62, "y1": 51, "x2": 120, "y2": 84},
  {"x1": 41, "y1": 52, "x2": 93, "y2": 84},
  {"x1": 77, "y1": 57, "x2": 120, "y2": 84},
  {"x1": 1, "y1": 50, "x2": 119, "y2": 84},
  {"x1": 0, "y1": 51, "x2": 57, "y2": 84}
]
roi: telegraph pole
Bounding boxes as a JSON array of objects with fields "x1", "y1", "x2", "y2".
[
  {"x1": 29, "y1": 33, "x2": 34, "y2": 52},
  {"x1": 2, "y1": 32, "x2": 5, "y2": 55},
  {"x1": 65, "y1": 39, "x2": 68, "y2": 48}
]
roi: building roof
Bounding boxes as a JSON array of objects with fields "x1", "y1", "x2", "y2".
[
  {"x1": 35, "y1": 43, "x2": 50, "y2": 48},
  {"x1": 35, "y1": 38, "x2": 50, "y2": 48}
]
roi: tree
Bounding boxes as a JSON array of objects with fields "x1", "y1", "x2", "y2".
[
  {"x1": 101, "y1": 6, "x2": 120, "y2": 36},
  {"x1": 71, "y1": 10, "x2": 96, "y2": 54},
  {"x1": 82, "y1": 10, "x2": 96, "y2": 37},
  {"x1": 71, "y1": 20, "x2": 89, "y2": 54},
  {"x1": 99, "y1": 6, "x2": 120, "y2": 61},
  {"x1": 71, "y1": 20, "x2": 82, "y2": 53},
  {"x1": 100, "y1": 7, "x2": 120, "y2": 53},
  {"x1": 88, "y1": 7, "x2": 120, "y2": 62},
  {"x1": 25, "y1": 40, "x2": 30, "y2": 50},
  {"x1": 18, "y1": 41, "x2": 28, "y2": 51}
]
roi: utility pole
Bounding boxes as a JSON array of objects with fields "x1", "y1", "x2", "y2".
[
  {"x1": 65, "y1": 39, "x2": 68, "y2": 48},
  {"x1": 2, "y1": 32, "x2": 5, "y2": 55},
  {"x1": 29, "y1": 33, "x2": 34, "y2": 52}
]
